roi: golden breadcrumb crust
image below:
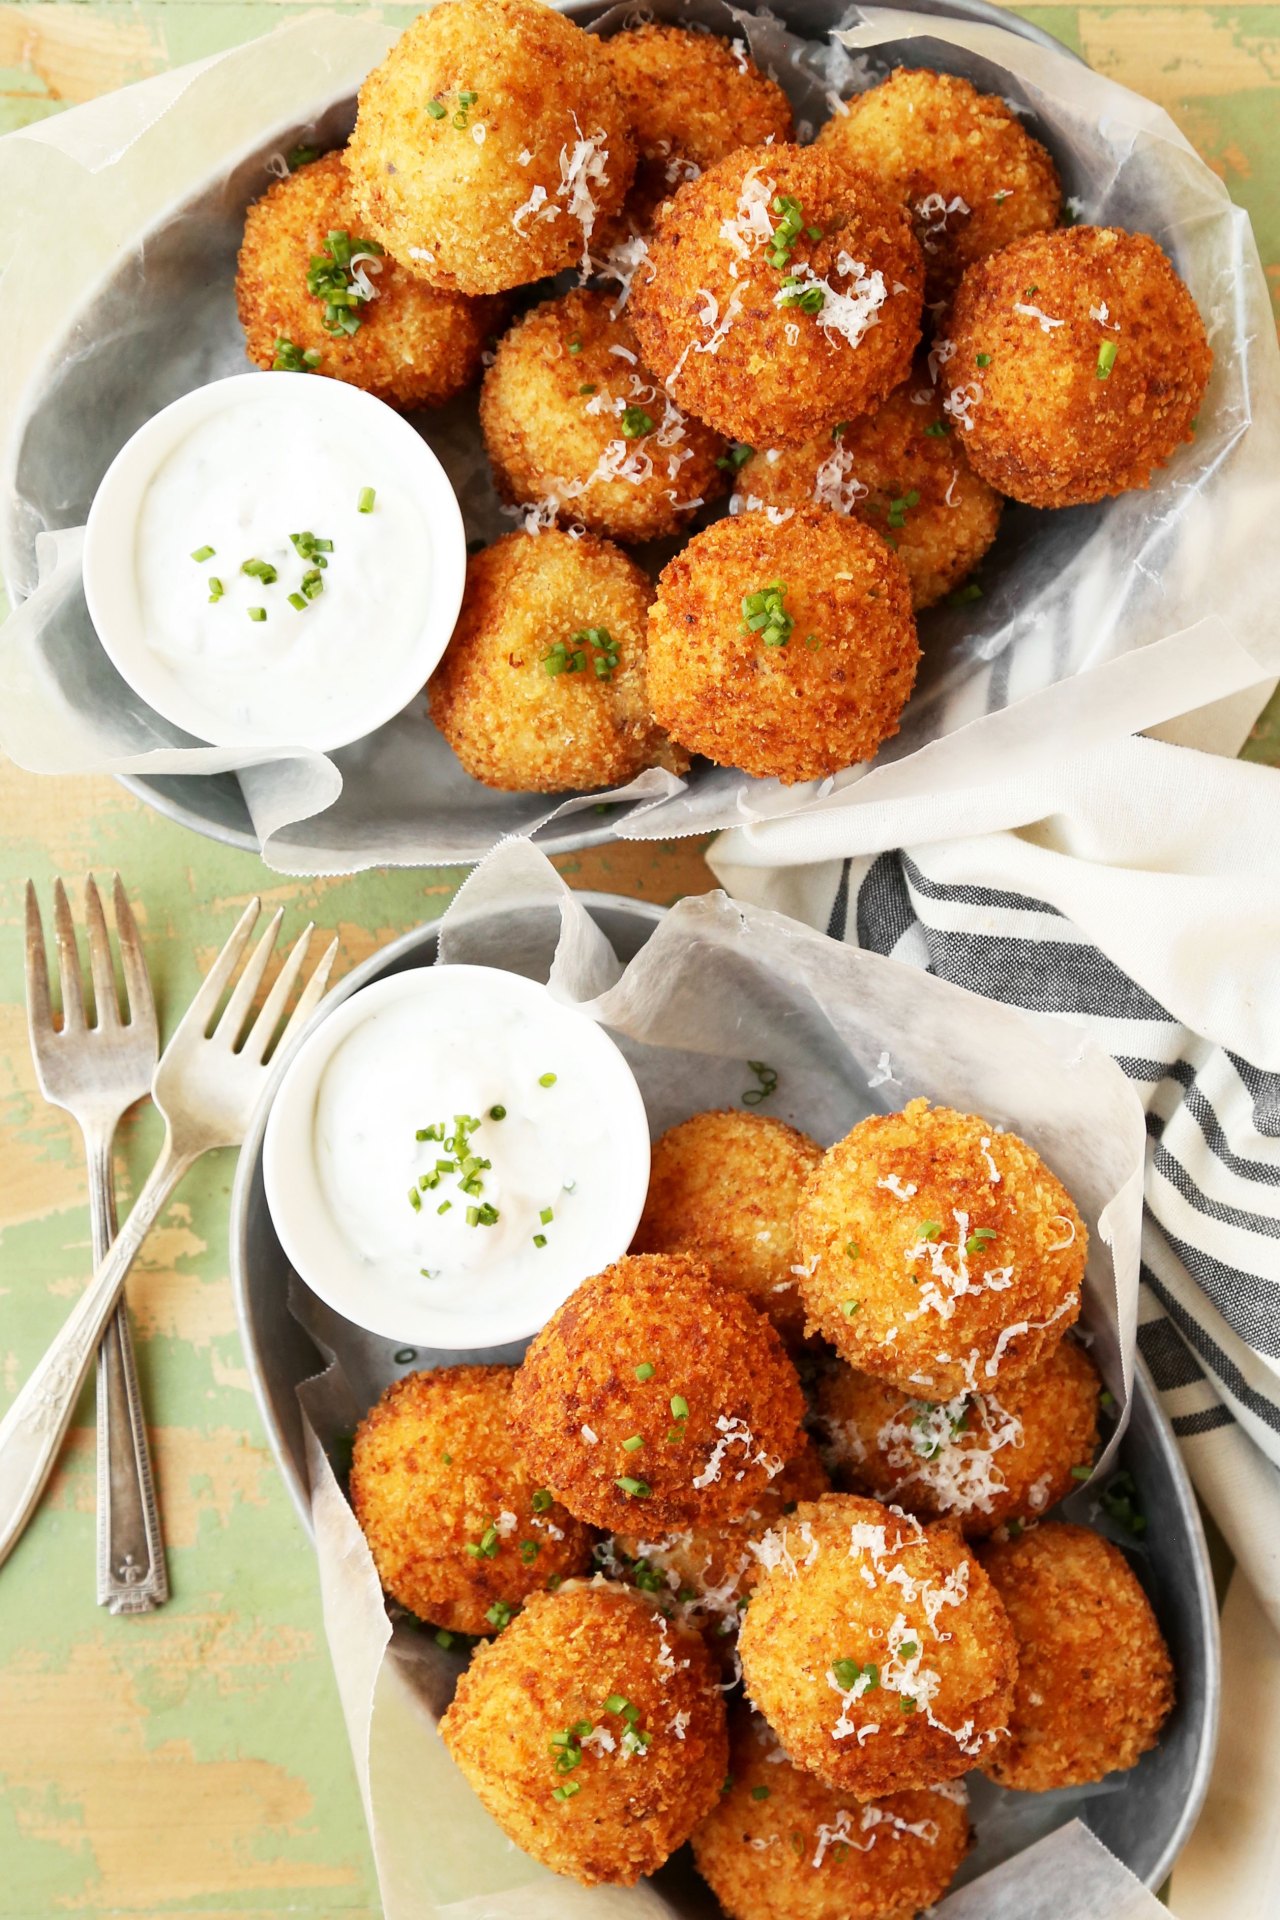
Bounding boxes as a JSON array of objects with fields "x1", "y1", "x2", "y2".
[
  {"x1": 739, "y1": 1494, "x2": 1017, "y2": 1798},
  {"x1": 349, "y1": 1365, "x2": 595, "y2": 1633},
  {"x1": 795, "y1": 1098, "x2": 1087, "y2": 1399},
  {"x1": 508, "y1": 1252, "x2": 806, "y2": 1533},
  {"x1": 692, "y1": 1709, "x2": 971, "y2": 1920},
  {"x1": 631, "y1": 1108, "x2": 824, "y2": 1342},
  {"x1": 979, "y1": 1521, "x2": 1175, "y2": 1790},
  {"x1": 646, "y1": 506, "x2": 919, "y2": 784},
  {"x1": 439, "y1": 1579, "x2": 728, "y2": 1883},
  {"x1": 480, "y1": 287, "x2": 727, "y2": 543},
  {"x1": 629, "y1": 145, "x2": 924, "y2": 447},
  {"x1": 346, "y1": 0, "x2": 635, "y2": 294},
  {"x1": 946, "y1": 225, "x2": 1212, "y2": 507},
  {"x1": 428, "y1": 528, "x2": 685, "y2": 793},
  {"x1": 818, "y1": 67, "x2": 1060, "y2": 302},
  {"x1": 236, "y1": 152, "x2": 504, "y2": 409},
  {"x1": 600, "y1": 24, "x2": 794, "y2": 235},
  {"x1": 613, "y1": 1439, "x2": 830, "y2": 1668},
  {"x1": 816, "y1": 1338, "x2": 1101, "y2": 1538},
  {"x1": 735, "y1": 369, "x2": 1003, "y2": 609}
]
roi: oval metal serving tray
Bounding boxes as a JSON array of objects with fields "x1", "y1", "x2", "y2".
[
  {"x1": 230, "y1": 890, "x2": 1219, "y2": 1899},
  {"x1": 7, "y1": 0, "x2": 1073, "y2": 861}
]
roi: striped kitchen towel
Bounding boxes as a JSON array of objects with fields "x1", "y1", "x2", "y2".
[{"x1": 811, "y1": 845, "x2": 1280, "y2": 1619}]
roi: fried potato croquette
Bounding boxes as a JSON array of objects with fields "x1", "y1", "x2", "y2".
[
  {"x1": 480, "y1": 288, "x2": 727, "y2": 543},
  {"x1": 733, "y1": 370, "x2": 1003, "y2": 609},
  {"x1": 817, "y1": 68, "x2": 1061, "y2": 303},
  {"x1": 815, "y1": 1338, "x2": 1101, "y2": 1538},
  {"x1": 613, "y1": 1439, "x2": 830, "y2": 1664},
  {"x1": 236, "y1": 152, "x2": 504, "y2": 410},
  {"x1": 349, "y1": 1366, "x2": 595, "y2": 1633},
  {"x1": 945, "y1": 225, "x2": 1212, "y2": 507},
  {"x1": 439, "y1": 1579, "x2": 728, "y2": 1883},
  {"x1": 508, "y1": 1252, "x2": 806, "y2": 1533},
  {"x1": 692, "y1": 1710, "x2": 971, "y2": 1920},
  {"x1": 346, "y1": 0, "x2": 635, "y2": 295},
  {"x1": 980, "y1": 1521, "x2": 1175, "y2": 1790},
  {"x1": 738, "y1": 1493, "x2": 1017, "y2": 1796},
  {"x1": 599, "y1": 24, "x2": 794, "y2": 234},
  {"x1": 631, "y1": 1109, "x2": 824, "y2": 1342},
  {"x1": 630, "y1": 146, "x2": 924, "y2": 447},
  {"x1": 795, "y1": 1098, "x2": 1087, "y2": 1399},
  {"x1": 646, "y1": 506, "x2": 920, "y2": 784},
  {"x1": 428, "y1": 530, "x2": 684, "y2": 792}
]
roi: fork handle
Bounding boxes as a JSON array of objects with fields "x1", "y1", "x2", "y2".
[
  {"x1": 0, "y1": 1133, "x2": 198, "y2": 1578},
  {"x1": 86, "y1": 1130, "x2": 169, "y2": 1614}
]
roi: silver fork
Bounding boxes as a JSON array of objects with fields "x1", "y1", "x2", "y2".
[
  {"x1": 25, "y1": 875, "x2": 166, "y2": 1613},
  {"x1": 0, "y1": 897, "x2": 338, "y2": 1576}
]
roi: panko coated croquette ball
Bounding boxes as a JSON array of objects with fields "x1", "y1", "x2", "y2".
[
  {"x1": 349, "y1": 1366, "x2": 595, "y2": 1634},
  {"x1": 629, "y1": 145, "x2": 924, "y2": 448},
  {"x1": 817, "y1": 68, "x2": 1061, "y2": 303},
  {"x1": 732, "y1": 369, "x2": 1003, "y2": 610},
  {"x1": 815, "y1": 1338, "x2": 1102, "y2": 1538},
  {"x1": 945, "y1": 225, "x2": 1212, "y2": 508},
  {"x1": 631, "y1": 1109, "x2": 824, "y2": 1343},
  {"x1": 738, "y1": 1493, "x2": 1017, "y2": 1797},
  {"x1": 646, "y1": 506, "x2": 920, "y2": 785},
  {"x1": 480, "y1": 288, "x2": 727, "y2": 544},
  {"x1": 438, "y1": 1579, "x2": 728, "y2": 1884},
  {"x1": 795, "y1": 1098, "x2": 1088, "y2": 1400},
  {"x1": 692, "y1": 1711, "x2": 971, "y2": 1920},
  {"x1": 507, "y1": 1252, "x2": 806, "y2": 1533},
  {"x1": 980, "y1": 1521, "x2": 1175, "y2": 1790},
  {"x1": 236, "y1": 153, "x2": 505, "y2": 409},
  {"x1": 612, "y1": 1439, "x2": 830, "y2": 1663},
  {"x1": 428, "y1": 529, "x2": 684, "y2": 793},
  {"x1": 346, "y1": 0, "x2": 635, "y2": 296},
  {"x1": 599, "y1": 24, "x2": 794, "y2": 234}
]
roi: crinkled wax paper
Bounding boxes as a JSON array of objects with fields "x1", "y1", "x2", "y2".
[
  {"x1": 1, "y1": 3, "x2": 1277, "y2": 870},
  {"x1": 289, "y1": 839, "x2": 1161, "y2": 1919}
]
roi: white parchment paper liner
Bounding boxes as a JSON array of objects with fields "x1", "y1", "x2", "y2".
[
  {"x1": 287, "y1": 839, "x2": 1165, "y2": 1917},
  {"x1": 1, "y1": 3, "x2": 1277, "y2": 871}
]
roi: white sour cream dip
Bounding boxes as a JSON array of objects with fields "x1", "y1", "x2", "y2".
[
  {"x1": 263, "y1": 965, "x2": 651, "y2": 1348},
  {"x1": 82, "y1": 373, "x2": 465, "y2": 753}
]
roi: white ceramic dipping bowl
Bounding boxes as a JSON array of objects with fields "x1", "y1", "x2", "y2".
[
  {"x1": 263, "y1": 964, "x2": 652, "y2": 1347},
  {"x1": 82, "y1": 371, "x2": 466, "y2": 754}
]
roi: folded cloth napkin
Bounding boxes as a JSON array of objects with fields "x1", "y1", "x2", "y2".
[{"x1": 710, "y1": 730, "x2": 1280, "y2": 1632}]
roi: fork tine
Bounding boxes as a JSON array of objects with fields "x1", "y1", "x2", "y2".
[
  {"x1": 279, "y1": 934, "x2": 340, "y2": 1045},
  {"x1": 83, "y1": 875, "x2": 119, "y2": 1029},
  {"x1": 24, "y1": 882, "x2": 53, "y2": 1038},
  {"x1": 214, "y1": 907, "x2": 284, "y2": 1048},
  {"x1": 241, "y1": 923, "x2": 314, "y2": 1062},
  {"x1": 112, "y1": 874, "x2": 158, "y2": 1044},
  {"x1": 169, "y1": 898, "x2": 262, "y2": 1042},
  {"x1": 52, "y1": 878, "x2": 86, "y2": 1033}
]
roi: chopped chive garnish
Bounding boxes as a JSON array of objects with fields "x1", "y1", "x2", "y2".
[
  {"x1": 553, "y1": 1781, "x2": 581, "y2": 1801},
  {"x1": 437, "y1": 1200, "x2": 451, "y2": 1214},
  {"x1": 489, "y1": 1104, "x2": 506, "y2": 1119},
  {"x1": 634, "y1": 1361, "x2": 655, "y2": 1382},
  {"x1": 579, "y1": 383, "x2": 597, "y2": 395},
  {"x1": 670, "y1": 1395, "x2": 688, "y2": 1420},
  {"x1": 533, "y1": 1233, "x2": 547, "y2": 1248},
  {"x1": 538, "y1": 1072, "x2": 557, "y2": 1088},
  {"x1": 901, "y1": 1695, "x2": 917, "y2": 1714},
  {"x1": 248, "y1": 607, "x2": 267, "y2": 622},
  {"x1": 435, "y1": 1628, "x2": 455, "y2": 1648},
  {"x1": 531, "y1": 1488, "x2": 554, "y2": 1512},
  {"x1": 568, "y1": 338, "x2": 582, "y2": 354},
  {"x1": 741, "y1": 584, "x2": 793, "y2": 651},
  {"x1": 485, "y1": 1600, "x2": 512, "y2": 1630},
  {"x1": 965, "y1": 1228, "x2": 997, "y2": 1254},
  {"x1": 1071, "y1": 1464, "x2": 1093, "y2": 1481},
  {"x1": 272, "y1": 336, "x2": 322, "y2": 372},
  {"x1": 716, "y1": 442, "x2": 755, "y2": 473},
  {"x1": 898, "y1": 1640, "x2": 919, "y2": 1659},
  {"x1": 241, "y1": 557, "x2": 278, "y2": 584},
  {"x1": 408, "y1": 1186, "x2": 422, "y2": 1212},
  {"x1": 620, "y1": 405, "x2": 654, "y2": 439},
  {"x1": 208, "y1": 578, "x2": 225, "y2": 603},
  {"x1": 191, "y1": 545, "x2": 215, "y2": 563},
  {"x1": 615, "y1": 1477, "x2": 650, "y2": 1498},
  {"x1": 919, "y1": 1221, "x2": 942, "y2": 1241},
  {"x1": 976, "y1": 352, "x2": 991, "y2": 368},
  {"x1": 602, "y1": 1693, "x2": 629, "y2": 1715},
  {"x1": 540, "y1": 1207, "x2": 554, "y2": 1225},
  {"x1": 947, "y1": 583, "x2": 983, "y2": 606},
  {"x1": 1096, "y1": 340, "x2": 1118, "y2": 379},
  {"x1": 287, "y1": 591, "x2": 307, "y2": 611},
  {"x1": 751, "y1": 1784, "x2": 770, "y2": 1800},
  {"x1": 520, "y1": 1539, "x2": 540, "y2": 1563},
  {"x1": 358, "y1": 486, "x2": 376, "y2": 513},
  {"x1": 622, "y1": 1434, "x2": 644, "y2": 1452},
  {"x1": 306, "y1": 228, "x2": 385, "y2": 337},
  {"x1": 845, "y1": 1241, "x2": 859, "y2": 1260},
  {"x1": 924, "y1": 420, "x2": 951, "y2": 437},
  {"x1": 1100, "y1": 1388, "x2": 1116, "y2": 1411},
  {"x1": 840, "y1": 1299, "x2": 860, "y2": 1317},
  {"x1": 427, "y1": 98, "x2": 447, "y2": 119}
]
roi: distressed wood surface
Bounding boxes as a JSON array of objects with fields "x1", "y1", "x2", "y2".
[{"x1": 0, "y1": 5, "x2": 1276, "y2": 1914}]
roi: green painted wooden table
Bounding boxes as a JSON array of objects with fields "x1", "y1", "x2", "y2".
[{"x1": 0, "y1": 5, "x2": 1276, "y2": 1914}]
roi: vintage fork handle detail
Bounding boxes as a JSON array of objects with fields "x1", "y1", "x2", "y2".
[
  {"x1": 0, "y1": 1133, "x2": 198, "y2": 1577},
  {"x1": 86, "y1": 1130, "x2": 169, "y2": 1614}
]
